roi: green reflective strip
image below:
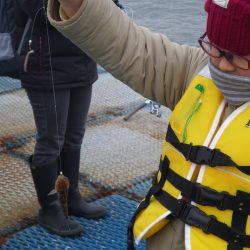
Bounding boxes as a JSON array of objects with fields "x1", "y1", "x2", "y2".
[{"x1": 182, "y1": 84, "x2": 205, "y2": 143}]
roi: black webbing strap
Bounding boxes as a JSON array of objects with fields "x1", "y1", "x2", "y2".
[
  {"x1": 154, "y1": 190, "x2": 250, "y2": 248},
  {"x1": 166, "y1": 124, "x2": 237, "y2": 167},
  {"x1": 228, "y1": 191, "x2": 250, "y2": 250},
  {"x1": 163, "y1": 166, "x2": 250, "y2": 215},
  {"x1": 127, "y1": 152, "x2": 250, "y2": 249},
  {"x1": 127, "y1": 157, "x2": 170, "y2": 250}
]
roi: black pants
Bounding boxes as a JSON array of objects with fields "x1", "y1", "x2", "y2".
[{"x1": 26, "y1": 85, "x2": 92, "y2": 166}]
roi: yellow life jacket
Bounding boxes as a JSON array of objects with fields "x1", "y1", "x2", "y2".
[{"x1": 128, "y1": 66, "x2": 250, "y2": 250}]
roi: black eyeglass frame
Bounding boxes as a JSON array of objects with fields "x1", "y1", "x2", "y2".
[{"x1": 198, "y1": 33, "x2": 250, "y2": 70}]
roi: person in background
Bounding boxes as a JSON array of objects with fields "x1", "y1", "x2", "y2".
[
  {"x1": 47, "y1": 0, "x2": 250, "y2": 249},
  {"x1": 14, "y1": 0, "x2": 122, "y2": 237}
]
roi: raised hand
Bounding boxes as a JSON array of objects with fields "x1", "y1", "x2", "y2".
[{"x1": 57, "y1": 0, "x2": 83, "y2": 17}]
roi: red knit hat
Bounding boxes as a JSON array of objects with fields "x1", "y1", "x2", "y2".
[{"x1": 205, "y1": 0, "x2": 250, "y2": 56}]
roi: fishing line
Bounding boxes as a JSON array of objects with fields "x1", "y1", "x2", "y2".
[{"x1": 41, "y1": 0, "x2": 63, "y2": 173}]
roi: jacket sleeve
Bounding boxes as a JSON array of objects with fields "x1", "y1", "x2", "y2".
[{"x1": 48, "y1": 0, "x2": 208, "y2": 110}]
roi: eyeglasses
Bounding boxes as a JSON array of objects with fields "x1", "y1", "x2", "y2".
[{"x1": 198, "y1": 33, "x2": 250, "y2": 70}]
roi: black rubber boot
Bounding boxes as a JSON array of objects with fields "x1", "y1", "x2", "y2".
[
  {"x1": 29, "y1": 156, "x2": 83, "y2": 236},
  {"x1": 60, "y1": 149, "x2": 107, "y2": 219}
]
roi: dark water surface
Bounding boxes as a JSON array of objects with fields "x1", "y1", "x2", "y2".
[{"x1": 123, "y1": 0, "x2": 206, "y2": 46}]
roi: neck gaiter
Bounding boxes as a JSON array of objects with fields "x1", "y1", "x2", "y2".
[{"x1": 208, "y1": 59, "x2": 250, "y2": 106}]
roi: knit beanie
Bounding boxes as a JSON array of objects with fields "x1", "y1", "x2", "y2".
[{"x1": 205, "y1": 0, "x2": 250, "y2": 56}]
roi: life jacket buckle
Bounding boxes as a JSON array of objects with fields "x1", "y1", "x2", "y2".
[
  {"x1": 194, "y1": 183, "x2": 228, "y2": 210},
  {"x1": 195, "y1": 146, "x2": 218, "y2": 166},
  {"x1": 174, "y1": 200, "x2": 215, "y2": 234},
  {"x1": 186, "y1": 144, "x2": 220, "y2": 166},
  {"x1": 217, "y1": 191, "x2": 229, "y2": 210}
]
